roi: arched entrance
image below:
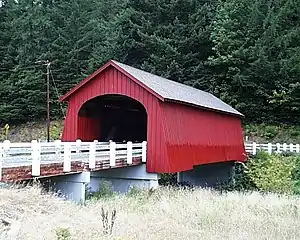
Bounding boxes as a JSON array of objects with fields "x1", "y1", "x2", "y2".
[{"x1": 78, "y1": 94, "x2": 147, "y2": 142}]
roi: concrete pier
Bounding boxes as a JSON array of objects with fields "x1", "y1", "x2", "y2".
[{"x1": 42, "y1": 164, "x2": 159, "y2": 203}]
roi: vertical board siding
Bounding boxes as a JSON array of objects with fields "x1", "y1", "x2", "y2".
[
  {"x1": 77, "y1": 116, "x2": 100, "y2": 141},
  {"x1": 161, "y1": 102, "x2": 246, "y2": 172},
  {"x1": 62, "y1": 66, "x2": 167, "y2": 173},
  {"x1": 62, "y1": 65, "x2": 246, "y2": 173}
]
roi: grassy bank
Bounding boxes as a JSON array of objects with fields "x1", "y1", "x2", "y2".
[{"x1": 0, "y1": 185, "x2": 300, "y2": 240}]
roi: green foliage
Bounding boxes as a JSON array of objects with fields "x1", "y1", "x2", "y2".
[
  {"x1": 244, "y1": 124, "x2": 300, "y2": 142},
  {"x1": 291, "y1": 155, "x2": 300, "y2": 194},
  {"x1": 0, "y1": 123, "x2": 10, "y2": 141},
  {"x1": 158, "y1": 173, "x2": 177, "y2": 186},
  {"x1": 86, "y1": 180, "x2": 115, "y2": 200},
  {"x1": 55, "y1": 227, "x2": 71, "y2": 240},
  {"x1": 1, "y1": 0, "x2": 300, "y2": 125},
  {"x1": 246, "y1": 152, "x2": 296, "y2": 194}
]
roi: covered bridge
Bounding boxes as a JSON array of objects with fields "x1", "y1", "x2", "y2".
[{"x1": 59, "y1": 60, "x2": 246, "y2": 173}]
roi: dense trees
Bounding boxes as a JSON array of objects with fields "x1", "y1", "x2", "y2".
[{"x1": 0, "y1": 0, "x2": 299, "y2": 124}]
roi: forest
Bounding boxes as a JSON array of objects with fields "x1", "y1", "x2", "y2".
[{"x1": 0, "y1": 0, "x2": 299, "y2": 125}]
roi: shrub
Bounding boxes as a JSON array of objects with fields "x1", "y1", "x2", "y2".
[
  {"x1": 86, "y1": 180, "x2": 115, "y2": 200},
  {"x1": 291, "y1": 155, "x2": 300, "y2": 194},
  {"x1": 263, "y1": 125, "x2": 278, "y2": 139},
  {"x1": 246, "y1": 152, "x2": 296, "y2": 194},
  {"x1": 55, "y1": 227, "x2": 71, "y2": 240},
  {"x1": 158, "y1": 173, "x2": 177, "y2": 186}
]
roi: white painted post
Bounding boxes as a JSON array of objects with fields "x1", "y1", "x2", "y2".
[
  {"x1": 89, "y1": 140, "x2": 97, "y2": 169},
  {"x1": 289, "y1": 143, "x2": 294, "y2": 153},
  {"x1": 283, "y1": 143, "x2": 287, "y2": 152},
  {"x1": 1, "y1": 140, "x2": 10, "y2": 181},
  {"x1": 276, "y1": 143, "x2": 281, "y2": 153},
  {"x1": 3, "y1": 140, "x2": 10, "y2": 151},
  {"x1": 252, "y1": 142, "x2": 257, "y2": 155},
  {"x1": 110, "y1": 141, "x2": 116, "y2": 167},
  {"x1": 0, "y1": 144, "x2": 3, "y2": 181},
  {"x1": 267, "y1": 143, "x2": 272, "y2": 154},
  {"x1": 296, "y1": 144, "x2": 300, "y2": 153},
  {"x1": 127, "y1": 141, "x2": 133, "y2": 164},
  {"x1": 142, "y1": 141, "x2": 147, "y2": 162},
  {"x1": 63, "y1": 142, "x2": 71, "y2": 172},
  {"x1": 76, "y1": 139, "x2": 81, "y2": 153},
  {"x1": 55, "y1": 140, "x2": 62, "y2": 161},
  {"x1": 31, "y1": 140, "x2": 41, "y2": 176}
]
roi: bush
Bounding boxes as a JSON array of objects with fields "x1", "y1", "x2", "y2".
[
  {"x1": 245, "y1": 152, "x2": 296, "y2": 194},
  {"x1": 291, "y1": 155, "x2": 300, "y2": 194},
  {"x1": 86, "y1": 180, "x2": 115, "y2": 200},
  {"x1": 263, "y1": 125, "x2": 279, "y2": 139},
  {"x1": 55, "y1": 227, "x2": 71, "y2": 240}
]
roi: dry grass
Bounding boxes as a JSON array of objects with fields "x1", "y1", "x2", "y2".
[{"x1": 0, "y1": 185, "x2": 300, "y2": 240}]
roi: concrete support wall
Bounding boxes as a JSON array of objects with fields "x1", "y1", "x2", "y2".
[
  {"x1": 177, "y1": 161, "x2": 235, "y2": 188},
  {"x1": 41, "y1": 164, "x2": 159, "y2": 203},
  {"x1": 43, "y1": 172, "x2": 90, "y2": 203},
  {"x1": 88, "y1": 164, "x2": 159, "y2": 194}
]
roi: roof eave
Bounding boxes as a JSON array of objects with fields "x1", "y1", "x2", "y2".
[{"x1": 164, "y1": 98, "x2": 245, "y2": 118}]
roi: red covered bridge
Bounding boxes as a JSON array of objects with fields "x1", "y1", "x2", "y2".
[{"x1": 59, "y1": 60, "x2": 246, "y2": 173}]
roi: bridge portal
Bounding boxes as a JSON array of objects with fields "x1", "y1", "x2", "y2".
[{"x1": 78, "y1": 94, "x2": 147, "y2": 143}]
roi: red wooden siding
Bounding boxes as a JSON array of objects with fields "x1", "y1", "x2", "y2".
[
  {"x1": 61, "y1": 66, "x2": 168, "y2": 173},
  {"x1": 61, "y1": 64, "x2": 246, "y2": 173},
  {"x1": 161, "y1": 102, "x2": 246, "y2": 172},
  {"x1": 77, "y1": 116, "x2": 100, "y2": 141}
]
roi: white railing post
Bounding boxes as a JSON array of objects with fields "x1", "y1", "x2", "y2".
[
  {"x1": 63, "y1": 142, "x2": 71, "y2": 172},
  {"x1": 267, "y1": 143, "x2": 272, "y2": 154},
  {"x1": 110, "y1": 141, "x2": 116, "y2": 167},
  {"x1": 0, "y1": 144, "x2": 3, "y2": 181},
  {"x1": 89, "y1": 140, "x2": 97, "y2": 169},
  {"x1": 31, "y1": 140, "x2": 41, "y2": 176},
  {"x1": 76, "y1": 139, "x2": 81, "y2": 153},
  {"x1": 252, "y1": 142, "x2": 257, "y2": 155},
  {"x1": 283, "y1": 143, "x2": 287, "y2": 152},
  {"x1": 127, "y1": 141, "x2": 133, "y2": 164},
  {"x1": 1, "y1": 140, "x2": 10, "y2": 181},
  {"x1": 289, "y1": 143, "x2": 294, "y2": 153},
  {"x1": 276, "y1": 143, "x2": 281, "y2": 153},
  {"x1": 55, "y1": 140, "x2": 62, "y2": 161},
  {"x1": 296, "y1": 144, "x2": 300, "y2": 153},
  {"x1": 142, "y1": 141, "x2": 147, "y2": 162}
]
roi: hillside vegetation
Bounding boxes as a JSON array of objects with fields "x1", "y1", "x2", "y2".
[
  {"x1": 1, "y1": 0, "x2": 300, "y2": 126},
  {"x1": 0, "y1": 185, "x2": 300, "y2": 240}
]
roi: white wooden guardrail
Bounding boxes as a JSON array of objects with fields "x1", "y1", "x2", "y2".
[
  {"x1": 0, "y1": 140, "x2": 147, "y2": 180},
  {"x1": 245, "y1": 142, "x2": 300, "y2": 155}
]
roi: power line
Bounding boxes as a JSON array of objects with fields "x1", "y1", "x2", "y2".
[{"x1": 49, "y1": 67, "x2": 66, "y2": 118}]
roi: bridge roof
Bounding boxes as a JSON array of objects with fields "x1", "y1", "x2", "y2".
[{"x1": 60, "y1": 60, "x2": 243, "y2": 117}]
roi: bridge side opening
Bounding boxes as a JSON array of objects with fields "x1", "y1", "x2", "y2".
[{"x1": 78, "y1": 94, "x2": 147, "y2": 142}]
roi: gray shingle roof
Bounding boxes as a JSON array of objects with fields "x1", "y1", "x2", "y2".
[{"x1": 112, "y1": 60, "x2": 243, "y2": 117}]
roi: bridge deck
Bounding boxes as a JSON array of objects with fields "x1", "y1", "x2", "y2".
[{"x1": 0, "y1": 140, "x2": 147, "y2": 182}]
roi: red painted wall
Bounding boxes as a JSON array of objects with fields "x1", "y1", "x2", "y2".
[
  {"x1": 160, "y1": 102, "x2": 246, "y2": 172},
  {"x1": 61, "y1": 66, "x2": 167, "y2": 173},
  {"x1": 61, "y1": 65, "x2": 246, "y2": 173}
]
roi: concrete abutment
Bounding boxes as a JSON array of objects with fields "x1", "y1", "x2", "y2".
[{"x1": 42, "y1": 164, "x2": 159, "y2": 203}]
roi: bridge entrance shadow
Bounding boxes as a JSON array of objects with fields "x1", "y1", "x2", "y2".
[{"x1": 78, "y1": 94, "x2": 147, "y2": 142}]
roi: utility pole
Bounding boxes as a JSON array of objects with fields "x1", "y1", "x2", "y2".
[
  {"x1": 46, "y1": 60, "x2": 51, "y2": 142},
  {"x1": 35, "y1": 60, "x2": 51, "y2": 142}
]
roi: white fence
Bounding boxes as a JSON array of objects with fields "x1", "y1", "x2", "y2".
[
  {"x1": 245, "y1": 142, "x2": 300, "y2": 155},
  {"x1": 0, "y1": 140, "x2": 147, "y2": 180}
]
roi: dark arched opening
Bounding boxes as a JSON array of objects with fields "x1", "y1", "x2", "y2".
[{"x1": 78, "y1": 94, "x2": 147, "y2": 142}]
